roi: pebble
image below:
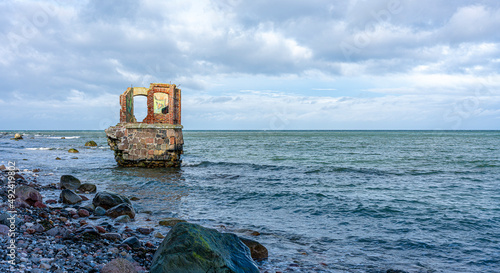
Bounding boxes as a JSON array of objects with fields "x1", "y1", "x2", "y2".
[
  {"x1": 115, "y1": 215, "x2": 131, "y2": 223},
  {"x1": 78, "y1": 209, "x2": 90, "y2": 217},
  {"x1": 154, "y1": 232, "x2": 165, "y2": 239},
  {"x1": 137, "y1": 227, "x2": 154, "y2": 235},
  {"x1": 94, "y1": 206, "x2": 107, "y2": 216}
]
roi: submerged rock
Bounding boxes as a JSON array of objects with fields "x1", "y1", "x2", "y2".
[
  {"x1": 150, "y1": 222, "x2": 259, "y2": 273},
  {"x1": 68, "y1": 148, "x2": 79, "y2": 153},
  {"x1": 60, "y1": 189, "x2": 83, "y2": 204},
  {"x1": 85, "y1": 140, "x2": 98, "y2": 147},
  {"x1": 60, "y1": 175, "x2": 81, "y2": 190},
  {"x1": 93, "y1": 191, "x2": 131, "y2": 209}
]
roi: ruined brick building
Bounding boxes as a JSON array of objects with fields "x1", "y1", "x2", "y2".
[{"x1": 105, "y1": 83, "x2": 183, "y2": 167}]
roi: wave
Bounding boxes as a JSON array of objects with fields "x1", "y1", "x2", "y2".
[
  {"x1": 304, "y1": 166, "x2": 394, "y2": 176},
  {"x1": 46, "y1": 136, "x2": 81, "y2": 139},
  {"x1": 182, "y1": 160, "x2": 292, "y2": 171},
  {"x1": 25, "y1": 147, "x2": 56, "y2": 150}
]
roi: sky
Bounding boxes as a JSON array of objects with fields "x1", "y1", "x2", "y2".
[{"x1": 1, "y1": 0, "x2": 500, "y2": 130}]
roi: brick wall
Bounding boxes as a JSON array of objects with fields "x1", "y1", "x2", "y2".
[{"x1": 119, "y1": 83, "x2": 181, "y2": 125}]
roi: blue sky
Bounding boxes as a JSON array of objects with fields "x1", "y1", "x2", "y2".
[{"x1": 1, "y1": 0, "x2": 499, "y2": 130}]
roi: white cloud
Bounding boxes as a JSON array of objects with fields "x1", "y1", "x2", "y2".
[{"x1": 1, "y1": 0, "x2": 500, "y2": 129}]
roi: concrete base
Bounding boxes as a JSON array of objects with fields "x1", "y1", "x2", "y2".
[{"x1": 105, "y1": 123, "x2": 183, "y2": 168}]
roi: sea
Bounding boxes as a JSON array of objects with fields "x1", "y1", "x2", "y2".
[{"x1": 1, "y1": 130, "x2": 499, "y2": 273}]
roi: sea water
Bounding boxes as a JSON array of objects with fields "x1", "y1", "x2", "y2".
[{"x1": 1, "y1": 130, "x2": 499, "y2": 272}]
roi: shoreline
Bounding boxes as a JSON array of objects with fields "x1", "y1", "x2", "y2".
[{"x1": 0, "y1": 165, "x2": 274, "y2": 273}]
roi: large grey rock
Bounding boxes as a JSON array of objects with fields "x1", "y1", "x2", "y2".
[
  {"x1": 15, "y1": 185, "x2": 42, "y2": 207},
  {"x1": 106, "y1": 203, "x2": 135, "y2": 219},
  {"x1": 92, "y1": 191, "x2": 131, "y2": 210},
  {"x1": 150, "y1": 222, "x2": 259, "y2": 273},
  {"x1": 59, "y1": 189, "x2": 82, "y2": 204},
  {"x1": 59, "y1": 175, "x2": 81, "y2": 190}
]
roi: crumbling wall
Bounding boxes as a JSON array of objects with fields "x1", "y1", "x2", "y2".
[
  {"x1": 108, "y1": 83, "x2": 183, "y2": 168},
  {"x1": 106, "y1": 124, "x2": 183, "y2": 167},
  {"x1": 119, "y1": 83, "x2": 181, "y2": 124}
]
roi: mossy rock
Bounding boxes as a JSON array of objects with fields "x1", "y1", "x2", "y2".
[
  {"x1": 85, "y1": 140, "x2": 97, "y2": 147},
  {"x1": 151, "y1": 222, "x2": 259, "y2": 273},
  {"x1": 68, "y1": 148, "x2": 79, "y2": 153}
]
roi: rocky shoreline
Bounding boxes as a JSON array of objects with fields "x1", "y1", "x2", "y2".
[{"x1": 0, "y1": 163, "x2": 268, "y2": 273}]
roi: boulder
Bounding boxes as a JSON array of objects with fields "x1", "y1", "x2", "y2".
[
  {"x1": 101, "y1": 258, "x2": 138, "y2": 273},
  {"x1": 14, "y1": 133, "x2": 23, "y2": 140},
  {"x1": 59, "y1": 189, "x2": 83, "y2": 204},
  {"x1": 15, "y1": 185, "x2": 43, "y2": 207},
  {"x1": 239, "y1": 237, "x2": 268, "y2": 261},
  {"x1": 84, "y1": 140, "x2": 98, "y2": 147},
  {"x1": 150, "y1": 222, "x2": 259, "y2": 273},
  {"x1": 158, "y1": 217, "x2": 186, "y2": 227},
  {"x1": 77, "y1": 183, "x2": 97, "y2": 193},
  {"x1": 59, "y1": 175, "x2": 81, "y2": 190},
  {"x1": 68, "y1": 148, "x2": 79, "y2": 153},
  {"x1": 92, "y1": 191, "x2": 131, "y2": 209},
  {"x1": 105, "y1": 203, "x2": 135, "y2": 219}
]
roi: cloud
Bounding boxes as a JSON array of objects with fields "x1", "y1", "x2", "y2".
[{"x1": 0, "y1": 0, "x2": 499, "y2": 129}]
